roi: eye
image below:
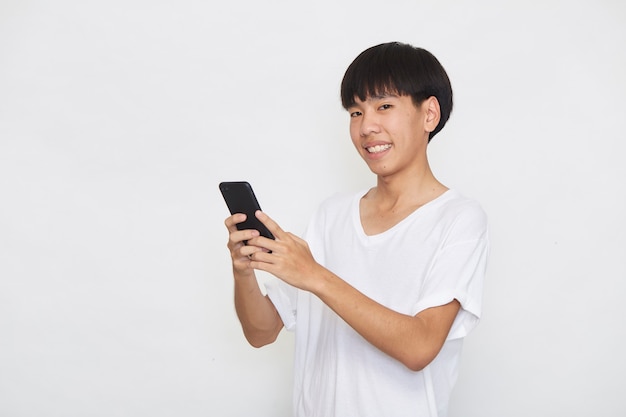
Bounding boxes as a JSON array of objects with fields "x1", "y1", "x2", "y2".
[
  {"x1": 379, "y1": 104, "x2": 392, "y2": 111},
  {"x1": 349, "y1": 110, "x2": 362, "y2": 118}
]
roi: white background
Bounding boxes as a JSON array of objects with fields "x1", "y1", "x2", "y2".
[{"x1": 1, "y1": 1, "x2": 625, "y2": 416}]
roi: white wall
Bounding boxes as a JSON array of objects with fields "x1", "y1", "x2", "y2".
[{"x1": 1, "y1": 1, "x2": 625, "y2": 416}]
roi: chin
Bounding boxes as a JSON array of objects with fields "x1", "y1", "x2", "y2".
[{"x1": 368, "y1": 165, "x2": 395, "y2": 178}]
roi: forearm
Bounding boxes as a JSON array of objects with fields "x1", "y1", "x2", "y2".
[
  {"x1": 233, "y1": 269, "x2": 283, "y2": 347},
  {"x1": 311, "y1": 266, "x2": 458, "y2": 371}
]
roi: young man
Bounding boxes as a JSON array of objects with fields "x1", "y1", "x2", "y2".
[{"x1": 224, "y1": 42, "x2": 489, "y2": 417}]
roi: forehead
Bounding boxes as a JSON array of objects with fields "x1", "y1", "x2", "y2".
[
  {"x1": 350, "y1": 92, "x2": 409, "y2": 106},
  {"x1": 345, "y1": 79, "x2": 412, "y2": 106}
]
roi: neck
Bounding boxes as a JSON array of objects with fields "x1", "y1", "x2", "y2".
[
  {"x1": 358, "y1": 163, "x2": 448, "y2": 236},
  {"x1": 374, "y1": 162, "x2": 445, "y2": 203}
]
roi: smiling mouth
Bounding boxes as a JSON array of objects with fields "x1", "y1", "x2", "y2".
[{"x1": 366, "y1": 144, "x2": 392, "y2": 153}]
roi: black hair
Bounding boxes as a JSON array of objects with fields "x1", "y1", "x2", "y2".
[{"x1": 340, "y1": 42, "x2": 453, "y2": 141}]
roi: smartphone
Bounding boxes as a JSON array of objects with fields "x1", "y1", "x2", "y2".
[{"x1": 219, "y1": 181, "x2": 275, "y2": 240}]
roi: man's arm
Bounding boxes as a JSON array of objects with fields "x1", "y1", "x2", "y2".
[
  {"x1": 309, "y1": 269, "x2": 459, "y2": 371},
  {"x1": 246, "y1": 211, "x2": 459, "y2": 371},
  {"x1": 226, "y1": 213, "x2": 284, "y2": 347}
]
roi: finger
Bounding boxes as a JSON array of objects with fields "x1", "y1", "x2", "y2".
[
  {"x1": 227, "y1": 229, "x2": 260, "y2": 250},
  {"x1": 224, "y1": 213, "x2": 247, "y2": 231},
  {"x1": 288, "y1": 232, "x2": 307, "y2": 246},
  {"x1": 246, "y1": 235, "x2": 278, "y2": 254},
  {"x1": 248, "y1": 249, "x2": 276, "y2": 268},
  {"x1": 254, "y1": 211, "x2": 285, "y2": 239},
  {"x1": 239, "y1": 243, "x2": 264, "y2": 258}
]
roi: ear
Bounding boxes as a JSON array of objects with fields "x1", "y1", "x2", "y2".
[{"x1": 423, "y1": 96, "x2": 441, "y2": 134}]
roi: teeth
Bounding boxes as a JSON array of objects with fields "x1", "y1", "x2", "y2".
[{"x1": 366, "y1": 144, "x2": 391, "y2": 153}]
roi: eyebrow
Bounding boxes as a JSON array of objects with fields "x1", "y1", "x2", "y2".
[{"x1": 348, "y1": 92, "x2": 401, "y2": 108}]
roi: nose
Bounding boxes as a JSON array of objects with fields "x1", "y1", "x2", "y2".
[{"x1": 359, "y1": 111, "x2": 381, "y2": 137}]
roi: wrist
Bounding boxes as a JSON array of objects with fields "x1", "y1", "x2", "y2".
[
  {"x1": 308, "y1": 265, "x2": 337, "y2": 297},
  {"x1": 233, "y1": 266, "x2": 256, "y2": 282}
]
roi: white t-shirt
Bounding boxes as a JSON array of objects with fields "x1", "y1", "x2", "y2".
[{"x1": 266, "y1": 189, "x2": 489, "y2": 417}]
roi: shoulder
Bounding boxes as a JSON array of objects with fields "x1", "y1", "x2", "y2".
[
  {"x1": 304, "y1": 190, "x2": 363, "y2": 256},
  {"x1": 305, "y1": 190, "x2": 363, "y2": 236},
  {"x1": 315, "y1": 189, "x2": 364, "y2": 216},
  {"x1": 320, "y1": 189, "x2": 363, "y2": 206},
  {"x1": 440, "y1": 190, "x2": 487, "y2": 220},
  {"x1": 436, "y1": 190, "x2": 488, "y2": 241}
]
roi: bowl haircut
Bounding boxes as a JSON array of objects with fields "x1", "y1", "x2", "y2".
[{"x1": 340, "y1": 42, "x2": 453, "y2": 142}]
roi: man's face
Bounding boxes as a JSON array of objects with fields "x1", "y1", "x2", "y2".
[{"x1": 347, "y1": 93, "x2": 431, "y2": 178}]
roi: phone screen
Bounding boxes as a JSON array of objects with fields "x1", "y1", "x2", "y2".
[{"x1": 219, "y1": 181, "x2": 275, "y2": 240}]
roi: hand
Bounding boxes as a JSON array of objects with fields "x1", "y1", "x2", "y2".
[
  {"x1": 224, "y1": 213, "x2": 261, "y2": 275},
  {"x1": 246, "y1": 211, "x2": 323, "y2": 292}
]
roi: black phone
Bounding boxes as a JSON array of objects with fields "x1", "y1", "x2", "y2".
[{"x1": 219, "y1": 181, "x2": 275, "y2": 240}]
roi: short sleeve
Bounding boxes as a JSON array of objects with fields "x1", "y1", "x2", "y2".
[
  {"x1": 265, "y1": 279, "x2": 298, "y2": 331},
  {"x1": 412, "y1": 207, "x2": 489, "y2": 340},
  {"x1": 265, "y1": 200, "x2": 332, "y2": 331},
  {"x1": 264, "y1": 203, "x2": 326, "y2": 332}
]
